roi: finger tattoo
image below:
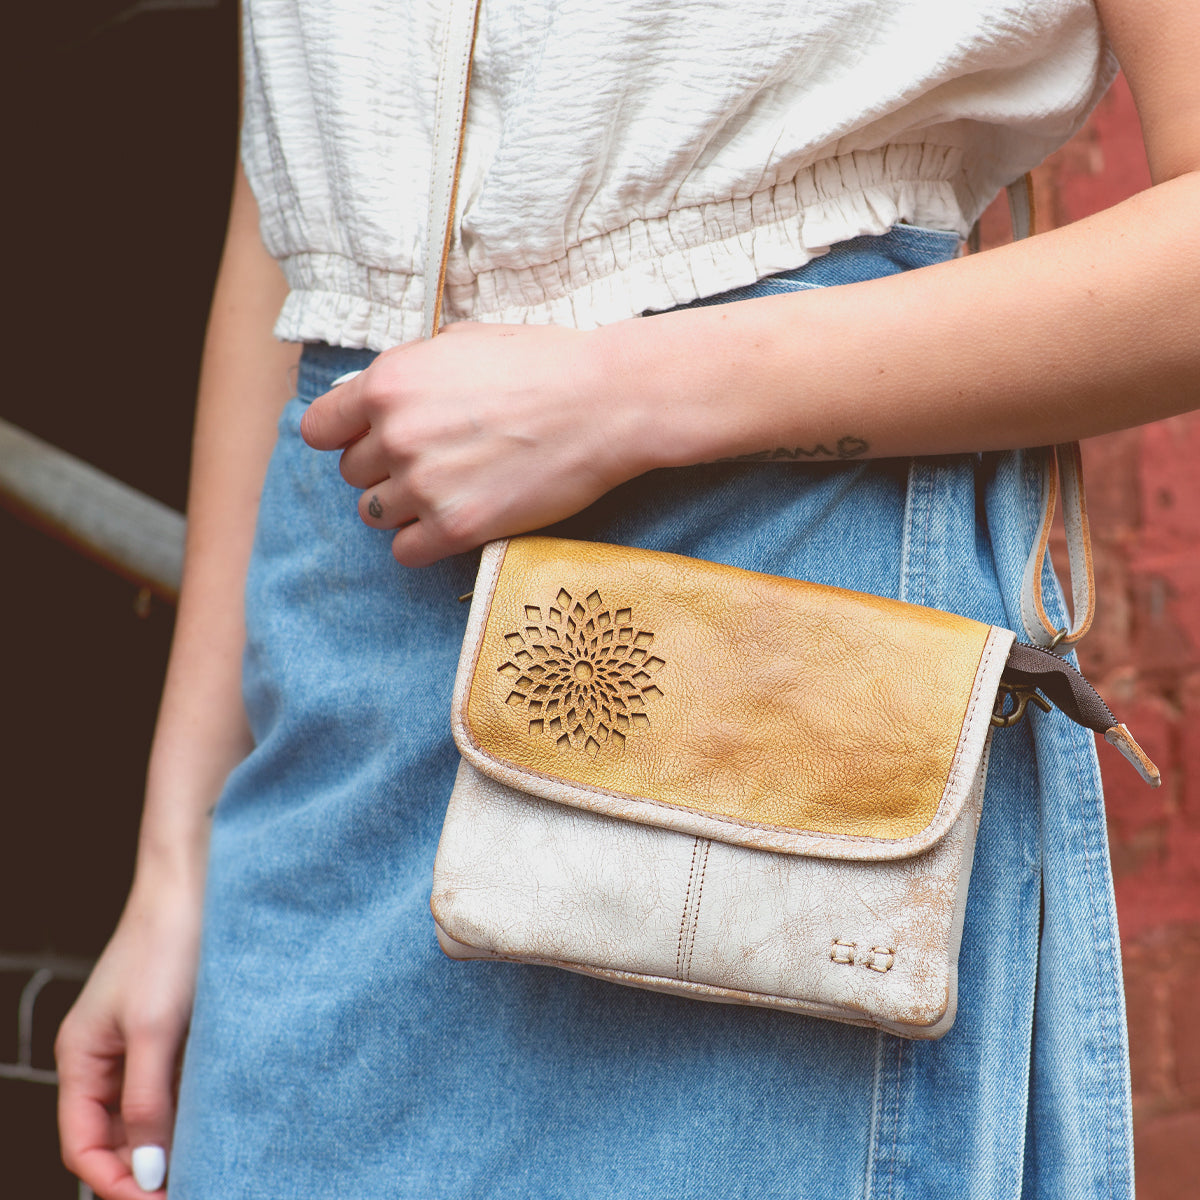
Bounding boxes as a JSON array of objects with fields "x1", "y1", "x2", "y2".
[{"x1": 368, "y1": 494, "x2": 384, "y2": 519}]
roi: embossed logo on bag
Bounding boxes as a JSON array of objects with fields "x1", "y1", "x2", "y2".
[
  {"x1": 830, "y1": 939, "x2": 895, "y2": 973},
  {"x1": 498, "y1": 589, "x2": 665, "y2": 755}
]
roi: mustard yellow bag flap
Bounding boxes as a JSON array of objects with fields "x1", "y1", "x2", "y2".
[{"x1": 451, "y1": 538, "x2": 1014, "y2": 861}]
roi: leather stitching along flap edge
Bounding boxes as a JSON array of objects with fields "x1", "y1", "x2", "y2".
[{"x1": 451, "y1": 538, "x2": 1015, "y2": 861}]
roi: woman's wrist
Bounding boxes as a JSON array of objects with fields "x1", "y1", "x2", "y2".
[
  {"x1": 132, "y1": 771, "x2": 220, "y2": 896},
  {"x1": 132, "y1": 819, "x2": 211, "y2": 898},
  {"x1": 590, "y1": 310, "x2": 732, "y2": 477},
  {"x1": 593, "y1": 301, "x2": 798, "y2": 474}
]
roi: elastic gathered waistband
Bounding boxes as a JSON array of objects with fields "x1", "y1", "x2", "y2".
[{"x1": 276, "y1": 143, "x2": 969, "y2": 352}]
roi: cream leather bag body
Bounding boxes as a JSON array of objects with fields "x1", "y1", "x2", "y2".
[
  {"x1": 433, "y1": 539, "x2": 1011, "y2": 1037},
  {"x1": 406, "y1": 0, "x2": 1158, "y2": 1040},
  {"x1": 429, "y1": 532, "x2": 1156, "y2": 1039},
  {"x1": 429, "y1": 535, "x2": 1156, "y2": 1038}
]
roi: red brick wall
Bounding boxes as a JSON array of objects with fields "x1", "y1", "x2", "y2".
[{"x1": 983, "y1": 74, "x2": 1200, "y2": 1199}]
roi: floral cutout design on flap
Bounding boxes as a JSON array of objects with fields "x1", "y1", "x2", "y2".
[{"x1": 497, "y1": 588, "x2": 665, "y2": 756}]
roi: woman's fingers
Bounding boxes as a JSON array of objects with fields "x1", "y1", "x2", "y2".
[
  {"x1": 57, "y1": 1025, "x2": 154, "y2": 1200},
  {"x1": 337, "y1": 430, "x2": 388, "y2": 490},
  {"x1": 391, "y1": 520, "x2": 445, "y2": 569},
  {"x1": 118, "y1": 1026, "x2": 179, "y2": 1192},
  {"x1": 357, "y1": 477, "x2": 416, "y2": 530},
  {"x1": 57, "y1": 1031, "x2": 122, "y2": 1186},
  {"x1": 301, "y1": 370, "x2": 371, "y2": 450}
]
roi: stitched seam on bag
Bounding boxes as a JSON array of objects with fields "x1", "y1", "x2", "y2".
[
  {"x1": 676, "y1": 838, "x2": 700, "y2": 979},
  {"x1": 458, "y1": 738, "x2": 945, "y2": 848},
  {"x1": 455, "y1": 736, "x2": 971, "y2": 850},
  {"x1": 683, "y1": 839, "x2": 711, "y2": 981},
  {"x1": 461, "y1": 635, "x2": 1001, "y2": 853},
  {"x1": 457, "y1": 703, "x2": 982, "y2": 851},
  {"x1": 937, "y1": 627, "x2": 1003, "y2": 824},
  {"x1": 457, "y1": 541, "x2": 508, "y2": 711}
]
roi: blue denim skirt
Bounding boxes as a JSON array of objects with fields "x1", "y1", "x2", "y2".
[{"x1": 171, "y1": 226, "x2": 1133, "y2": 1199}]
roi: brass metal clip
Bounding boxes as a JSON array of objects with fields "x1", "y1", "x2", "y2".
[{"x1": 991, "y1": 683, "x2": 1053, "y2": 729}]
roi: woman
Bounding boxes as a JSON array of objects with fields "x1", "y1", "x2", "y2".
[{"x1": 57, "y1": 1, "x2": 1200, "y2": 1196}]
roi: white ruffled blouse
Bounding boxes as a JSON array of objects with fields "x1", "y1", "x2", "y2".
[{"x1": 241, "y1": 0, "x2": 1115, "y2": 350}]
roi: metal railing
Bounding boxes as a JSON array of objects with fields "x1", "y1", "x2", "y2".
[
  {"x1": 0, "y1": 953, "x2": 94, "y2": 1087},
  {"x1": 0, "y1": 418, "x2": 185, "y2": 602},
  {"x1": 1, "y1": 955, "x2": 96, "y2": 1195}
]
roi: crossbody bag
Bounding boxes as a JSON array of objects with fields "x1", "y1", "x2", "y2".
[{"x1": 336, "y1": 0, "x2": 1160, "y2": 1038}]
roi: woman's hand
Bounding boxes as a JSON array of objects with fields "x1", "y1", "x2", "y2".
[
  {"x1": 299, "y1": 322, "x2": 655, "y2": 566},
  {"x1": 57, "y1": 876, "x2": 203, "y2": 1199}
]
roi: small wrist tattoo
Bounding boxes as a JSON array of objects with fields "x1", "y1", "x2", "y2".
[
  {"x1": 368, "y1": 494, "x2": 384, "y2": 519},
  {"x1": 722, "y1": 435, "x2": 870, "y2": 463}
]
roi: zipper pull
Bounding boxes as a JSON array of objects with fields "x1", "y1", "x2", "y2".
[{"x1": 994, "y1": 642, "x2": 1161, "y2": 787}]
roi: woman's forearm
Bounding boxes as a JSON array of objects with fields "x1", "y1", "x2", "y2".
[
  {"x1": 614, "y1": 0, "x2": 1200, "y2": 473},
  {"x1": 616, "y1": 170, "x2": 1200, "y2": 472},
  {"x1": 135, "y1": 163, "x2": 298, "y2": 889},
  {"x1": 298, "y1": 169, "x2": 1200, "y2": 568}
]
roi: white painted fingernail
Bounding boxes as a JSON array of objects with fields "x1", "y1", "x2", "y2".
[
  {"x1": 329, "y1": 369, "x2": 363, "y2": 388},
  {"x1": 132, "y1": 1145, "x2": 167, "y2": 1191}
]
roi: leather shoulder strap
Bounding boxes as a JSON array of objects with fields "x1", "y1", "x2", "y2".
[
  {"x1": 422, "y1": 0, "x2": 483, "y2": 340},
  {"x1": 1006, "y1": 176, "x2": 1095, "y2": 650},
  {"x1": 1020, "y1": 440, "x2": 1095, "y2": 649}
]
